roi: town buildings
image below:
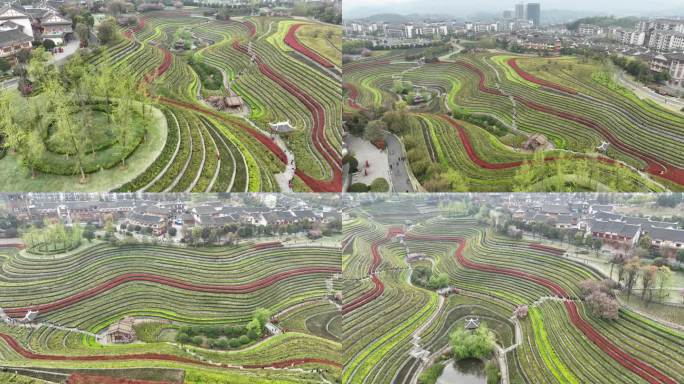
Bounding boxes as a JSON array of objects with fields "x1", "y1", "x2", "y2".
[
  {"x1": 650, "y1": 53, "x2": 684, "y2": 88},
  {"x1": 0, "y1": 3, "x2": 72, "y2": 56}
]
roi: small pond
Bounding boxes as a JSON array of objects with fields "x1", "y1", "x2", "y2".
[{"x1": 436, "y1": 358, "x2": 486, "y2": 384}]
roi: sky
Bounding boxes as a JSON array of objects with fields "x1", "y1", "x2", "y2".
[{"x1": 343, "y1": 0, "x2": 684, "y2": 19}]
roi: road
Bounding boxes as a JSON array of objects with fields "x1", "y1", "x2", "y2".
[
  {"x1": 48, "y1": 39, "x2": 80, "y2": 66},
  {"x1": 385, "y1": 132, "x2": 416, "y2": 193},
  {"x1": 616, "y1": 71, "x2": 684, "y2": 112}
]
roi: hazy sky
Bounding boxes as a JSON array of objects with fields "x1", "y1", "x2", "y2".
[{"x1": 344, "y1": 0, "x2": 684, "y2": 19}]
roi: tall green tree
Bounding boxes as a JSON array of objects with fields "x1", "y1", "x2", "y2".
[
  {"x1": 47, "y1": 80, "x2": 88, "y2": 182},
  {"x1": 0, "y1": 91, "x2": 24, "y2": 152},
  {"x1": 75, "y1": 22, "x2": 90, "y2": 48},
  {"x1": 112, "y1": 77, "x2": 135, "y2": 167},
  {"x1": 26, "y1": 48, "x2": 54, "y2": 91}
]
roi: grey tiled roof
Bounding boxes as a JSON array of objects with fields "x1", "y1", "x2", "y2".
[
  {"x1": 0, "y1": 28, "x2": 31, "y2": 46},
  {"x1": 589, "y1": 220, "x2": 640, "y2": 238}
]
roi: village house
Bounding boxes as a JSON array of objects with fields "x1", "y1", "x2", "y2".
[
  {"x1": 0, "y1": 18, "x2": 32, "y2": 57},
  {"x1": 0, "y1": 5, "x2": 34, "y2": 39},
  {"x1": 105, "y1": 317, "x2": 136, "y2": 344},
  {"x1": 650, "y1": 53, "x2": 684, "y2": 89},
  {"x1": 643, "y1": 227, "x2": 684, "y2": 252},
  {"x1": 522, "y1": 133, "x2": 549, "y2": 151},
  {"x1": 0, "y1": 4, "x2": 72, "y2": 49},
  {"x1": 126, "y1": 212, "x2": 167, "y2": 235},
  {"x1": 587, "y1": 219, "x2": 641, "y2": 247},
  {"x1": 540, "y1": 204, "x2": 571, "y2": 216},
  {"x1": 623, "y1": 217, "x2": 678, "y2": 230},
  {"x1": 554, "y1": 214, "x2": 579, "y2": 229},
  {"x1": 593, "y1": 210, "x2": 624, "y2": 222},
  {"x1": 37, "y1": 12, "x2": 72, "y2": 45}
]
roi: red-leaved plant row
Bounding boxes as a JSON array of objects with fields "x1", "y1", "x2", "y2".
[
  {"x1": 122, "y1": 17, "x2": 146, "y2": 39},
  {"x1": 448, "y1": 62, "x2": 684, "y2": 186},
  {"x1": 284, "y1": 24, "x2": 335, "y2": 68},
  {"x1": 232, "y1": 41, "x2": 342, "y2": 191},
  {"x1": 144, "y1": 49, "x2": 172, "y2": 84},
  {"x1": 252, "y1": 241, "x2": 284, "y2": 250},
  {"x1": 159, "y1": 96, "x2": 340, "y2": 192},
  {"x1": 0, "y1": 243, "x2": 26, "y2": 249},
  {"x1": 441, "y1": 115, "x2": 617, "y2": 169},
  {"x1": 123, "y1": 20, "x2": 342, "y2": 191},
  {"x1": 0, "y1": 333, "x2": 341, "y2": 369},
  {"x1": 528, "y1": 243, "x2": 565, "y2": 255},
  {"x1": 343, "y1": 83, "x2": 364, "y2": 110},
  {"x1": 508, "y1": 58, "x2": 578, "y2": 95},
  {"x1": 4, "y1": 267, "x2": 340, "y2": 318},
  {"x1": 342, "y1": 227, "x2": 403, "y2": 315},
  {"x1": 402, "y1": 233, "x2": 677, "y2": 384},
  {"x1": 243, "y1": 20, "x2": 256, "y2": 38}
]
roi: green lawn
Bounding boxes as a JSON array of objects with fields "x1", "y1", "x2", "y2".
[{"x1": 0, "y1": 103, "x2": 167, "y2": 192}]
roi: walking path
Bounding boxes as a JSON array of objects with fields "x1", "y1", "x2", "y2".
[
  {"x1": 1, "y1": 306, "x2": 103, "y2": 343},
  {"x1": 49, "y1": 40, "x2": 80, "y2": 66},
  {"x1": 345, "y1": 134, "x2": 391, "y2": 188}
]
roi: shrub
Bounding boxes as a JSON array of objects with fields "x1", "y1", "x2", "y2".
[
  {"x1": 370, "y1": 178, "x2": 390, "y2": 192},
  {"x1": 348, "y1": 182, "x2": 370, "y2": 192},
  {"x1": 417, "y1": 363, "x2": 445, "y2": 384},
  {"x1": 191, "y1": 336, "x2": 203, "y2": 346},
  {"x1": 450, "y1": 324, "x2": 495, "y2": 360},
  {"x1": 342, "y1": 154, "x2": 359, "y2": 173},
  {"x1": 485, "y1": 359, "x2": 501, "y2": 384},
  {"x1": 428, "y1": 273, "x2": 449, "y2": 289},
  {"x1": 228, "y1": 338, "x2": 240, "y2": 348},
  {"x1": 176, "y1": 332, "x2": 190, "y2": 344},
  {"x1": 247, "y1": 327, "x2": 259, "y2": 340},
  {"x1": 43, "y1": 39, "x2": 56, "y2": 50},
  {"x1": 210, "y1": 338, "x2": 229, "y2": 349},
  {"x1": 238, "y1": 335, "x2": 250, "y2": 345}
]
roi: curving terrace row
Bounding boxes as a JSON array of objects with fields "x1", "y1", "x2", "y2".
[
  {"x1": 443, "y1": 58, "x2": 684, "y2": 185},
  {"x1": 3, "y1": 267, "x2": 340, "y2": 319},
  {"x1": 0, "y1": 332, "x2": 341, "y2": 369},
  {"x1": 232, "y1": 40, "x2": 342, "y2": 192},
  {"x1": 285, "y1": 24, "x2": 335, "y2": 69},
  {"x1": 342, "y1": 227, "x2": 403, "y2": 315},
  {"x1": 404, "y1": 232, "x2": 678, "y2": 384}
]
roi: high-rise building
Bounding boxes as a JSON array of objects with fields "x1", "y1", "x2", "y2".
[
  {"x1": 526, "y1": 3, "x2": 541, "y2": 26},
  {"x1": 503, "y1": 10, "x2": 513, "y2": 19},
  {"x1": 405, "y1": 25, "x2": 414, "y2": 39},
  {"x1": 515, "y1": 3, "x2": 524, "y2": 19}
]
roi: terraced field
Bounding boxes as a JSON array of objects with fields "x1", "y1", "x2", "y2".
[
  {"x1": 343, "y1": 49, "x2": 684, "y2": 192},
  {"x1": 342, "y1": 206, "x2": 684, "y2": 383},
  {"x1": 0, "y1": 242, "x2": 342, "y2": 383},
  {"x1": 1, "y1": 10, "x2": 342, "y2": 192}
]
